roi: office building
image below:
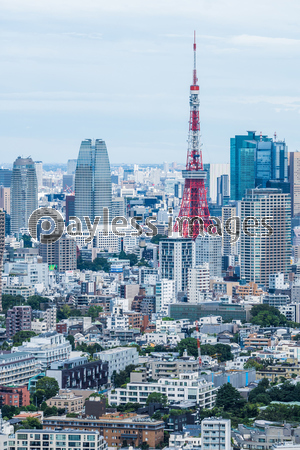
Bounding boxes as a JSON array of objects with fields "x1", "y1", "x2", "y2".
[
  {"x1": 67, "y1": 158, "x2": 77, "y2": 174},
  {"x1": 217, "y1": 174, "x2": 230, "y2": 206},
  {"x1": 46, "y1": 356, "x2": 108, "y2": 389},
  {"x1": 170, "y1": 302, "x2": 249, "y2": 322},
  {"x1": 8, "y1": 430, "x2": 107, "y2": 450},
  {"x1": 0, "y1": 168, "x2": 12, "y2": 187},
  {"x1": 39, "y1": 234, "x2": 77, "y2": 271},
  {"x1": 240, "y1": 188, "x2": 291, "y2": 288},
  {"x1": 289, "y1": 151, "x2": 300, "y2": 217},
  {"x1": 209, "y1": 163, "x2": 230, "y2": 203},
  {"x1": 6, "y1": 306, "x2": 32, "y2": 339},
  {"x1": 14, "y1": 331, "x2": 72, "y2": 370},
  {"x1": 34, "y1": 161, "x2": 43, "y2": 188},
  {"x1": 109, "y1": 372, "x2": 217, "y2": 408},
  {"x1": 255, "y1": 139, "x2": 288, "y2": 187},
  {"x1": 0, "y1": 352, "x2": 39, "y2": 386},
  {"x1": 159, "y1": 236, "x2": 195, "y2": 292},
  {"x1": 65, "y1": 194, "x2": 75, "y2": 225},
  {"x1": 201, "y1": 417, "x2": 231, "y2": 450},
  {"x1": 75, "y1": 139, "x2": 112, "y2": 227},
  {"x1": 0, "y1": 211, "x2": 4, "y2": 310},
  {"x1": 187, "y1": 264, "x2": 210, "y2": 302},
  {"x1": 263, "y1": 293, "x2": 290, "y2": 308},
  {"x1": 195, "y1": 235, "x2": 222, "y2": 278},
  {"x1": 112, "y1": 197, "x2": 125, "y2": 218},
  {"x1": 94, "y1": 347, "x2": 139, "y2": 381},
  {"x1": 63, "y1": 174, "x2": 75, "y2": 192},
  {"x1": 10, "y1": 157, "x2": 38, "y2": 235},
  {"x1": 0, "y1": 187, "x2": 10, "y2": 214},
  {"x1": 43, "y1": 414, "x2": 164, "y2": 448}
]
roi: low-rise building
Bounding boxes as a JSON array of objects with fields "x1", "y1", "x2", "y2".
[
  {"x1": 109, "y1": 372, "x2": 217, "y2": 408},
  {"x1": 12, "y1": 331, "x2": 72, "y2": 370},
  {"x1": 94, "y1": 347, "x2": 139, "y2": 381},
  {"x1": 43, "y1": 413, "x2": 165, "y2": 448},
  {"x1": 244, "y1": 333, "x2": 272, "y2": 349},
  {"x1": 147, "y1": 352, "x2": 199, "y2": 380},
  {"x1": 0, "y1": 385, "x2": 30, "y2": 407},
  {"x1": 8, "y1": 429, "x2": 107, "y2": 450},
  {"x1": 46, "y1": 389, "x2": 85, "y2": 413},
  {"x1": 46, "y1": 356, "x2": 108, "y2": 389},
  {"x1": 0, "y1": 352, "x2": 39, "y2": 386}
]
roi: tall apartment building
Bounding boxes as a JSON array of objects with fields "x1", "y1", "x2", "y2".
[
  {"x1": 10, "y1": 157, "x2": 38, "y2": 234},
  {"x1": 0, "y1": 352, "x2": 39, "y2": 386},
  {"x1": 75, "y1": 139, "x2": 112, "y2": 227},
  {"x1": 6, "y1": 305, "x2": 32, "y2": 338},
  {"x1": 0, "y1": 187, "x2": 10, "y2": 214},
  {"x1": 0, "y1": 385, "x2": 30, "y2": 407},
  {"x1": 289, "y1": 151, "x2": 300, "y2": 217},
  {"x1": 187, "y1": 264, "x2": 210, "y2": 302},
  {"x1": 222, "y1": 204, "x2": 238, "y2": 257},
  {"x1": 0, "y1": 211, "x2": 4, "y2": 310},
  {"x1": 195, "y1": 235, "x2": 222, "y2": 278},
  {"x1": 159, "y1": 236, "x2": 195, "y2": 293},
  {"x1": 240, "y1": 188, "x2": 291, "y2": 288},
  {"x1": 201, "y1": 417, "x2": 231, "y2": 450},
  {"x1": 39, "y1": 234, "x2": 77, "y2": 271},
  {"x1": 155, "y1": 279, "x2": 176, "y2": 314}
]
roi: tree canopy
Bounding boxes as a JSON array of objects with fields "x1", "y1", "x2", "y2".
[
  {"x1": 77, "y1": 256, "x2": 111, "y2": 272},
  {"x1": 34, "y1": 377, "x2": 59, "y2": 403},
  {"x1": 13, "y1": 330, "x2": 37, "y2": 346},
  {"x1": 112, "y1": 364, "x2": 137, "y2": 388},
  {"x1": 250, "y1": 304, "x2": 288, "y2": 327},
  {"x1": 146, "y1": 392, "x2": 168, "y2": 407}
]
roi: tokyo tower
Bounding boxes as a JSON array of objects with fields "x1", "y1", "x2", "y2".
[{"x1": 174, "y1": 31, "x2": 210, "y2": 240}]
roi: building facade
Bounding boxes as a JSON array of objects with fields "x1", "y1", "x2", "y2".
[
  {"x1": 0, "y1": 352, "x2": 39, "y2": 386},
  {"x1": 75, "y1": 139, "x2": 112, "y2": 227},
  {"x1": 10, "y1": 157, "x2": 38, "y2": 235},
  {"x1": 6, "y1": 306, "x2": 32, "y2": 339},
  {"x1": 95, "y1": 347, "x2": 139, "y2": 381}
]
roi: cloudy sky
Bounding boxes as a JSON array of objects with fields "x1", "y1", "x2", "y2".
[{"x1": 1, "y1": 0, "x2": 300, "y2": 165}]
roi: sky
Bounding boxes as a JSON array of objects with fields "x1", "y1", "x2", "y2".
[{"x1": 0, "y1": 0, "x2": 300, "y2": 165}]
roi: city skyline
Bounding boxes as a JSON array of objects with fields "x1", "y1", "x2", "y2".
[{"x1": 0, "y1": 0, "x2": 300, "y2": 164}]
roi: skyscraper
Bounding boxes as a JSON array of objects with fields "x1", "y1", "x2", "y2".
[
  {"x1": 75, "y1": 139, "x2": 112, "y2": 227},
  {"x1": 0, "y1": 211, "x2": 4, "y2": 311},
  {"x1": 67, "y1": 159, "x2": 77, "y2": 175},
  {"x1": 39, "y1": 234, "x2": 77, "y2": 272},
  {"x1": 11, "y1": 157, "x2": 38, "y2": 235},
  {"x1": 195, "y1": 234, "x2": 222, "y2": 278},
  {"x1": 240, "y1": 188, "x2": 291, "y2": 288},
  {"x1": 0, "y1": 169, "x2": 12, "y2": 187},
  {"x1": 289, "y1": 152, "x2": 300, "y2": 217},
  {"x1": 34, "y1": 161, "x2": 43, "y2": 189},
  {"x1": 231, "y1": 131, "x2": 288, "y2": 201}
]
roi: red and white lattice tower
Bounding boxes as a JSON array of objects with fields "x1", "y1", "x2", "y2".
[{"x1": 174, "y1": 31, "x2": 210, "y2": 240}]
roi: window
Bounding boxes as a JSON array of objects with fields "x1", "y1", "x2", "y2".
[{"x1": 68, "y1": 435, "x2": 81, "y2": 441}]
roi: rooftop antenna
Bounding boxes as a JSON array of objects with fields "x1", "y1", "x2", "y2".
[{"x1": 274, "y1": 132, "x2": 277, "y2": 142}]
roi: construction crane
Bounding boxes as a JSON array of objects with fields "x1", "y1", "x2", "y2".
[{"x1": 195, "y1": 320, "x2": 202, "y2": 375}]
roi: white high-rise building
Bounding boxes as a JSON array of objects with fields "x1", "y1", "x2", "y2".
[
  {"x1": 201, "y1": 417, "x2": 231, "y2": 450},
  {"x1": 209, "y1": 163, "x2": 230, "y2": 203},
  {"x1": 187, "y1": 263, "x2": 210, "y2": 303},
  {"x1": 159, "y1": 235, "x2": 195, "y2": 293},
  {"x1": 156, "y1": 279, "x2": 176, "y2": 314},
  {"x1": 222, "y1": 205, "x2": 238, "y2": 257},
  {"x1": 67, "y1": 158, "x2": 77, "y2": 175},
  {"x1": 195, "y1": 235, "x2": 222, "y2": 278},
  {"x1": 240, "y1": 188, "x2": 291, "y2": 288},
  {"x1": 34, "y1": 161, "x2": 43, "y2": 188}
]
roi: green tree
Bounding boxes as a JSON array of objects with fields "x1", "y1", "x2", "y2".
[
  {"x1": 150, "y1": 234, "x2": 165, "y2": 245},
  {"x1": 2, "y1": 294, "x2": 25, "y2": 313},
  {"x1": 176, "y1": 338, "x2": 198, "y2": 358},
  {"x1": 35, "y1": 377, "x2": 59, "y2": 400},
  {"x1": 67, "y1": 335, "x2": 75, "y2": 351},
  {"x1": 77, "y1": 256, "x2": 111, "y2": 272},
  {"x1": 88, "y1": 306, "x2": 103, "y2": 320},
  {"x1": 244, "y1": 358, "x2": 264, "y2": 371},
  {"x1": 215, "y1": 383, "x2": 246, "y2": 412},
  {"x1": 250, "y1": 304, "x2": 287, "y2": 327},
  {"x1": 26, "y1": 295, "x2": 49, "y2": 310},
  {"x1": 13, "y1": 330, "x2": 37, "y2": 346},
  {"x1": 112, "y1": 364, "x2": 137, "y2": 388},
  {"x1": 2, "y1": 405, "x2": 20, "y2": 419},
  {"x1": 76, "y1": 342, "x2": 103, "y2": 356},
  {"x1": 18, "y1": 417, "x2": 42, "y2": 430},
  {"x1": 57, "y1": 305, "x2": 72, "y2": 320},
  {"x1": 146, "y1": 392, "x2": 168, "y2": 407},
  {"x1": 201, "y1": 343, "x2": 234, "y2": 362}
]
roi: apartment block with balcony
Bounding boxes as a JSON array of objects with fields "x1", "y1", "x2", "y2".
[
  {"x1": 109, "y1": 372, "x2": 217, "y2": 408},
  {"x1": 0, "y1": 352, "x2": 39, "y2": 386}
]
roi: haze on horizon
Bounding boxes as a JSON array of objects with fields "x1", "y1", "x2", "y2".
[{"x1": 1, "y1": 0, "x2": 300, "y2": 165}]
